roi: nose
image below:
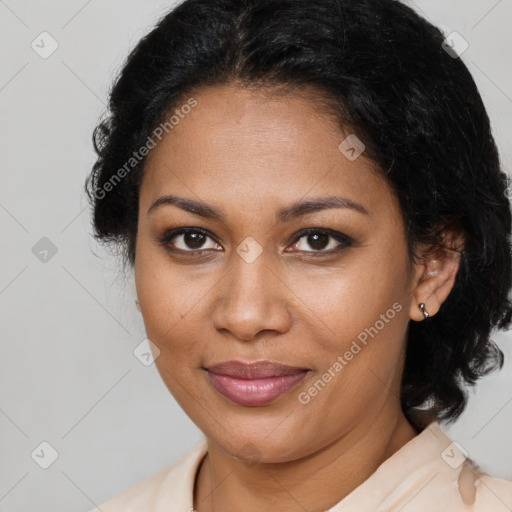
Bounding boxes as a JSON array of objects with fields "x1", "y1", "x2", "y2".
[{"x1": 211, "y1": 250, "x2": 293, "y2": 342}]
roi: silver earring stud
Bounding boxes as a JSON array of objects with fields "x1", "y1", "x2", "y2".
[{"x1": 418, "y1": 302, "x2": 429, "y2": 319}]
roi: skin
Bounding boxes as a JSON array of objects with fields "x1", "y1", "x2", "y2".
[{"x1": 134, "y1": 83, "x2": 462, "y2": 512}]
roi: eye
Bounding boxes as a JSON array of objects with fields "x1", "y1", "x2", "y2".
[
  {"x1": 285, "y1": 228, "x2": 352, "y2": 255},
  {"x1": 155, "y1": 227, "x2": 353, "y2": 257},
  {"x1": 155, "y1": 228, "x2": 221, "y2": 253}
]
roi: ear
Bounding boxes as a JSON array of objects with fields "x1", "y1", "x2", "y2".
[{"x1": 409, "y1": 231, "x2": 465, "y2": 322}]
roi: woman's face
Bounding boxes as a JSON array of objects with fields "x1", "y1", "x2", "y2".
[{"x1": 135, "y1": 84, "x2": 422, "y2": 462}]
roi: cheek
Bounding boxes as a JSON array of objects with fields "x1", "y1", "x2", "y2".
[
  {"x1": 134, "y1": 237, "x2": 222, "y2": 405},
  {"x1": 135, "y1": 235, "x2": 209, "y2": 338},
  {"x1": 291, "y1": 250, "x2": 410, "y2": 406},
  {"x1": 287, "y1": 248, "x2": 410, "y2": 351},
  {"x1": 134, "y1": 251, "x2": 207, "y2": 406}
]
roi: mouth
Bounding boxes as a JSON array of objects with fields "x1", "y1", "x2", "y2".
[{"x1": 204, "y1": 360, "x2": 310, "y2": 407}]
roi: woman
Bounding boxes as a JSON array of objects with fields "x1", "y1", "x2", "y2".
[{"x1": 85, "y1": 0, "x2": 512, "y2": 510}]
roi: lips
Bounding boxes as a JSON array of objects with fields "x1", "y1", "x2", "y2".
[{"x1": 205, "y1": 360, "x2": 309, "y2": 406}]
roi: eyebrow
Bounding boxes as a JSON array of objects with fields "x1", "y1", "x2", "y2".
[{"x1": 147, "y1": 194, "x2": 369, "y2": 222}]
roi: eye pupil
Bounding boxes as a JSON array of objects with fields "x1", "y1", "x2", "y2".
[
  {"x1": 185, "y1": 232, "x2": 206, "y2": 249},
  {"x1": 308, "y1": 233, "x2": 329, "y2": 250}
]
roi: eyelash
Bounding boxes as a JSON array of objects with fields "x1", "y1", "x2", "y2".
[{"x1": 155, "y1": 227, "x2": 353, "y2": 258}]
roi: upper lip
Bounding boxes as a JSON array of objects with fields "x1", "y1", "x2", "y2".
[{"x1": 206, "y1": 360, "x2": 308, "y2": 378}]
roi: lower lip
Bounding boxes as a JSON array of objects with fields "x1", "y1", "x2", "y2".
[{"x1": 206, "y1": 371, "x2": 308, "y2": 406}]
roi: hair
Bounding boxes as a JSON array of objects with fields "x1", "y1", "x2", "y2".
[{"x1": 86, "y1": 0, "x2": 512, "y2": 423}]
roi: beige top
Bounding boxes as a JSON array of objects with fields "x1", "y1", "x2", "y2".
[{"x1": 89, "y1": 421, "x2": 512, "y2": 511}]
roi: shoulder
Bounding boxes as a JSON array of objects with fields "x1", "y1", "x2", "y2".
[
  {"x1": 471, "y1": 471, "x2": 512, "y2": 511},
  {"x1": 404, "y1": 443, "x2": 512, "y2": 512},
  {"x1": 406, "y1": 416, "x2": 512, "y2": 511},
  {"x1": 86, "y1": 439, "x2": 208, "y2": 512},
  {"x1": 416, "y1": 423, "x2": 512, "y2": 511},
  {"x1": 347, "y1": 418, "x2": 512, "y2": 512}
]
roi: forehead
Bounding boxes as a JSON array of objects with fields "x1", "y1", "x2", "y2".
[{"x1": 140, "y1": 84, "x2": 396, "y2": 219}]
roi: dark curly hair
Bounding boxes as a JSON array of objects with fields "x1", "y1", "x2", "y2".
[{"x1": 86, "y1": 0, "x2": 512, "y2": 423}]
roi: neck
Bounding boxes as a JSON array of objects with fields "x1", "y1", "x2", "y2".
[{"x1": 193, "y1": 407, "x2": 420, "y2": 512}]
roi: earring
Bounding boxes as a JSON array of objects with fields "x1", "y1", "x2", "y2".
[
  {"x1": 135, "y1": 299, "x2": 141, "y2": 312},
  {"x1": 418, "y1": 302, "x2": 429, "y2": 319}
]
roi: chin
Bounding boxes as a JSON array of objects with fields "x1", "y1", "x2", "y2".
[{"x1": 201, "y1": 413, "x2": 320, "y2": 465}]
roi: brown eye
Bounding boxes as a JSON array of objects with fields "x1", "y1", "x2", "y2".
[
  {"x1": 305, "y1": 233, "x2": 330, "y2": 250},
  {"x1": 286, "y1": 229, "x2": 353, "y2": 254},
  {"x1": 156, "y1": 228, "x2": 221, "y2": 253},
  {"x1": 181, "y1": 231, "x2": 207, "y2": 249}
]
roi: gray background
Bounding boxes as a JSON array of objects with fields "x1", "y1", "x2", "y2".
[{"x1": 0, "y1": 1, "x2": 511, "y2": 511}]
